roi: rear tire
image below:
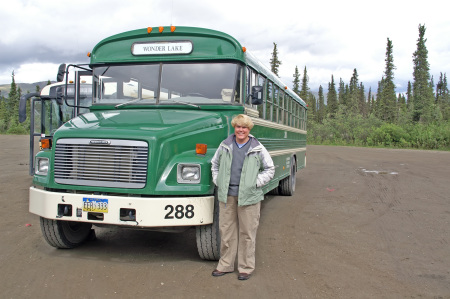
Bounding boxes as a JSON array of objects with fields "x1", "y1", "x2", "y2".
[
  {"x1": 40, "y1": 217, "x2": 92, "y2": 249},
  {"x1": 196, "y1": 190, "x2": 220, "y2": 261},
  {"x1": 279, "y1": 157, "x2": 297, "y2": 196}
]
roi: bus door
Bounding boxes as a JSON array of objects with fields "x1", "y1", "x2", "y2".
[{"x1": 19, "y1": 65, "x2": 92, "y2": 175}]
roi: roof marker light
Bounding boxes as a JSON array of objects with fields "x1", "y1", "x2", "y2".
[
  {"x1": 159, "y1": 26, "x2": 164, "y2": 33},
  {"x1": 242, "y1": 47, "x2": 247, "y2": 52},
  {"x1": 171, "y1": 26, "x2": 176, "y2": 32},
  {"x1": 147, "y1": 27, "x2": 153, "y2": 34},
  {"x1": 285, "y1": 86, "x2": 288, "y2": 90},
  {"x1": 87, "y1": 52, "x2": 91, "y2": 57}
]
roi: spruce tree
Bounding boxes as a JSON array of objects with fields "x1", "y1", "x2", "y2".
[
  {"x1": 6, "y1": 72, "x2": 21, "y2": 133},
  {"x1": 0, "y1": 95, "x2": 7, "y2": 132},
  {"x1": 327, "y1": 75, "x2": 338, "y2": 118},
  {"x1": 436, "y1": 73, "x2": 449, "y2": 120},
  {"x1": 317, "y1": 85, "x2": 325, "y2": 123},
  {"x1": 348, "y1": 69, "x2": 360, "y2": 114},
  {"x1": 412, "y1": 24, "x2": 434, "y2": 122},
  {"x1": 338, "y1": 78, "x2": 346, "y2": 108},
  {"x1": 367, "y1": 87, "x2": 372, "y2": 114},
  {"x1": 270, "y1": 43, "x2": 282, "y2": 77},
  {"x1": 359, "y1": 82, "x2": 366, "y2": 117},
  {"x1": 375, "y1": 78, "x2": 385, "y2": 119},
  {"x1": 309, "y1": 93, "x2": 316, "y2": 122},
  {"x1": 406, "y1": 81, "x2": 412, "y2": 109},
  {"x1": 380, "y1": 38, "x2": 397, "y2": 122},
  {"x1": 292, "y1": 66, "x2": 300, "y2": 95},
  {"x1": 4, "y1": 71, "x2": 18, "y2": 128},
  {"x1": 300, "y1": 66, "x2": 309, "y2": 103}
]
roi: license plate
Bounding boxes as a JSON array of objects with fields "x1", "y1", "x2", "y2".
[{"x1": 83, "y1": 197, "x2": 108, "y2": 213}]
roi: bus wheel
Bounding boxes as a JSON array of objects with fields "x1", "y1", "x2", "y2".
[
  {"x1": 196, "y1": 192, "x2": 220, "y2": 261},
  {"x1": 40, "y1": 217, "x2": 93, "y2": 249},
  {"x1": 279, "y1": 157, "x2": 297, "y2": 196}
]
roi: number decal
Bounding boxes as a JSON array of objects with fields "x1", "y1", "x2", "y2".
[
  {"x1": 185, "y1": 205, "x2": 194, "y2": 219},
  {"x1": 164, "y1": 205, "x2": 174, "y2": 219},
  {"x1": 175, "y1": 205, "x2": 184, "y2": 219},
  {"x1": 164, "y1": 205, "x2": 195, "y2": 219}
]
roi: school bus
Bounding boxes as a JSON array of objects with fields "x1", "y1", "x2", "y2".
[{"x1": 19, "y1": 26, "x2": 307, "y2": 260}]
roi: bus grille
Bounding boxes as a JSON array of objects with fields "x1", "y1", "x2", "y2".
[{"x1": 54, "y1": 139, "x2": 148, "y2": 189}]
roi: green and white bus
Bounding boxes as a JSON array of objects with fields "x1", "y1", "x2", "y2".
[{"x1": 19, "y1": 26, "x2": 307, "y2": 260}]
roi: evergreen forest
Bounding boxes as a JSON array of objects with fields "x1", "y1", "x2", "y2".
[{"x1": 278, "y1": 24, "x2": 449, "y2": 150}]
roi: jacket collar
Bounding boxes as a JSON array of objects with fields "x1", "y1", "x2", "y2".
[{"x1": 222, "y1": 134, "x2": 262, "y2": 152}]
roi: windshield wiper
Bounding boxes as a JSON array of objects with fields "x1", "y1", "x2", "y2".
[
  {"x1": 162, "y1": 99, "x2": 201, "y2": 109},
  {"x1": 115, "y1": 98, "x2": 200, "y2": 109},
  {"x1": 115, "y1": 98, "x2": 148, "y2": 108}
]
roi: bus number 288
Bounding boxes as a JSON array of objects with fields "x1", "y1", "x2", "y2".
[{"x1": 164, "y1": 204, "x2": 194, "y2": 219}]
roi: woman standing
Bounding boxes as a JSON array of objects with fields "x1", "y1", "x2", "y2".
[{"x1": 211, "y1": 114, "x2": 274, "y2": 280}]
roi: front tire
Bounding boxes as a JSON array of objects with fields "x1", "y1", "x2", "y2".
[
  {"x1": 40, "y1": 217, "x2": 92, "y2": 249},
  {"x1": 196, "y1": 190, "x2": 220, "y2": 260}
]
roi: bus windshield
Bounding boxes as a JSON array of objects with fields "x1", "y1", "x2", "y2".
[{"x1": 93, "y1": 63, "x2": 240, "y2": 105}]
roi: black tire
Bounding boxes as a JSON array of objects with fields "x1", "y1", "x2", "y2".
[
  {"x1": 40, "y1": 217, "x2": 92, "y2": 249},
  {"x1": 267, "y1": 186, "x2": 279, "y2": 195},
  {"x1": 279, "y1": 157, "x2": 297, "y2": 196},
  {"x1": 196, "y1": 190, "x2": 220, "y2": 261}
]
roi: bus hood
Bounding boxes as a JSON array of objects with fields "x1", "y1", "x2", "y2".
[{"x1": 55, "y1": 108, "x2": 227, "y2": 140}]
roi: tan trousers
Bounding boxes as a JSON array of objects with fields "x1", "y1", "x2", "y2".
[{"x1": 216, "y1": 196, "x2": 261, "y2": 274}]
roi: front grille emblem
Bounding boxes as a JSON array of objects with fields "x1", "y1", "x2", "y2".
[{"x1": 89, "y1": 140, "x2": 111, "y2": 145}]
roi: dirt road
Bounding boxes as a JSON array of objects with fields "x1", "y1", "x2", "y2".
[{"x1": 1, "y1": 135, "x2": 449, "y2": 298}]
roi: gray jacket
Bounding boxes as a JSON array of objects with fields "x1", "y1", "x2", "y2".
[{"x1": 211, "y1": 134, "x2": 275, "y2": 206}]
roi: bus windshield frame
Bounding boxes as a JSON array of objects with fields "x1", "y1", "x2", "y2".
[{"x1": 92, "y1": 62, "x2": 241, "y2": 106}]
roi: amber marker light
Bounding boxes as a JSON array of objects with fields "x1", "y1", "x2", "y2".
[
  {"x1": 285, "y1": 86, "x2": 288, "y2": 90},
  {"x1": 242, "y1": 47, "x2": 247, "y2": 52},
  {"x1": 40, "y1": 138, "x2": 51, "y2": 149},
  {"x1": 171, "y1": 26, "x2": 176, "y2": 32},
  {"x1": 87, "y1": 52, "x2": 91, "y2": 57},
  {"x1": 196, "y1": 144, "x2": 207, "y2": 155},
  {"x1": 147, "y1": 27, "x2": 153, "y2": 33},
  {"x1": 159, "y1": 26, "x2": 164, "y2": 33}
]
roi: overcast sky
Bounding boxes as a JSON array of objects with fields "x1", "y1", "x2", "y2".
[{"x1": 1, "y1": 0, "x2": 449, "y2": 94}]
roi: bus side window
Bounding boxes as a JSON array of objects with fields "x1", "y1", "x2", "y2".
[
  {"x1": 280, "y1": 91, "x2": 286, "y2": 124},
  {"x1": 234, "y1": 66, "x2": 242, "y2": 104},
  {"x1": 273, "y1": 87, "x2": 279, "y2": 123},
  {"x1": 245, "y1": 67, "x2": 255, "y2": 106},
  {"x1": 266, "y1": 81, "x2": 273, "y2": 121},
  {"x1": 257, "y1": 75, "x2": 266, "y2": 118}
]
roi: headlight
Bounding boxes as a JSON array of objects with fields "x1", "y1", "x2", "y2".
[
  {"x1": 177, "y1": 164, "x2": 201, "y2": 184},
  {"x1": 35, "y1": 157, "x2": 49, "y2": 175}
]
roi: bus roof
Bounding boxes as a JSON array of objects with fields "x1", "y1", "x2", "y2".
[
  {"x1": 90, "y1": 26, "x2": 245, "y2": 64},
  {"x1": 90, "y1": 26, "x2": 306, "y2": 107}
]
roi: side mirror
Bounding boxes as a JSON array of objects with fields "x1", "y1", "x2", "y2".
[
  {"x1": 19, "y1": 93, "x2": 40, "y2": 123},
  {"x1": 56, "y1": 64, "x2": 66, "y2": 82},
  {"x1": 55, "y1": 86, "x2": 64, "y2": 105},
  {"x1": 250, "y1": 86, "x2": 263, "y2": 105}
]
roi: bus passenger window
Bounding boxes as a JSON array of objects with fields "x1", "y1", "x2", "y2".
[
  {"x1": 266, "y1": 82, "x2": 273, "y2": 121},
  {"x1": 234, "y1": 67, "x2": 242, "y2": 104}
]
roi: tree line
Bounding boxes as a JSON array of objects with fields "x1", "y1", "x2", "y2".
[{"x1": 271, "y1": 24, "x2": 449, "y2": 150}]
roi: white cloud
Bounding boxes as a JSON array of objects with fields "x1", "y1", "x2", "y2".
[
  {"x1": 1, "y1": 0, "x2": 449, "y2": 94},
  {"x1": 0, "y1": 63, "x2": 60, "y2": 84}
]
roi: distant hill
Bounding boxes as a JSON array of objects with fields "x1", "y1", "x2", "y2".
[{"x1": 0, "y1": 81, "x2": 53, "y2": 98}]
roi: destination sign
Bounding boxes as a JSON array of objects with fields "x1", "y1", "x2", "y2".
[{"x1": 132, "y1": 41, "x2": 193, "y2": 55}]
